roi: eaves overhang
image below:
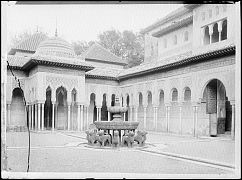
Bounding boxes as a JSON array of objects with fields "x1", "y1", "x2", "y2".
[
  {"x1": 21, "y1": 59, "x2": 94, "y2": 72},
  {"x1": 118, "y1": 46, "x2": 236, "y2": 80},
  {"x1": 85, "y1": 74, "x2": 118, "y2": 81}
]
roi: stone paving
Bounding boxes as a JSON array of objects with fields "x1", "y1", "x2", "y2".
[{"x1": 4, "y1": 131, "x2": 236, "y2": 177}]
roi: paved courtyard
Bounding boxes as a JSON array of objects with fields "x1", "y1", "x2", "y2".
[{"x1": 4, "y1": 131, "x2": 236, "y2": 178}]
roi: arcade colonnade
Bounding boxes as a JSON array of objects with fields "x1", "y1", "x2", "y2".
[{"x1": 6, "y1": 75, "x2": 235, "y2": 138}]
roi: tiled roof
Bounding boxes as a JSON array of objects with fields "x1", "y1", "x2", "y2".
[
  {"x1": 7, "y1": 55, "x2": 31, "y2": 69},
  {"x1": 22, "y1": 54, "x2": 94, "y2": 71},
  {"x1": 86, "y1": 67, "x2": 123, "y2": 79},
  {"x1": 81, "y1": 43, "x2": 127, "y2": 65},
  {"x1": 118, "y1": 44, "x2": 235, "y2": 79},
  {"x1": 12, "y1": 32, "x2": 48, "y2": 52}
]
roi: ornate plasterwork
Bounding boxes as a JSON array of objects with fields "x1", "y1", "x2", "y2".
[{"x1": 46, "y1": 75, "x2": 78, "y2": 91}]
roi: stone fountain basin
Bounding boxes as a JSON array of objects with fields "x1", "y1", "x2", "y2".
[{"x1": 94, "y1": 121, "x2": 139, "y2": 130}]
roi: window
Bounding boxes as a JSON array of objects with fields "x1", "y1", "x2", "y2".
[
  {"x1": 174, "y1": 35, "x2": 177, "y2": 45},
  {"x1": 172, "y1": 89, "x2": 178, "y2": 102},
  {"x1": 184, "y1": 31, "x2": 189, "y2": 41},
  {"x1": 203, "y1": 26, "x2": 210, "y2": 45},
  {"x1": 221, "y1": 19, "x2": 227, "y2": 40},
  {"x1": 184, "y1": 87, "x2": 191, "y2": 101},
  {"x1": 159, "y1": 90, "x2": 164, "y2": 105},
  {"x1": 212, "y1": 23, "x2": 219, "y2": 43}
]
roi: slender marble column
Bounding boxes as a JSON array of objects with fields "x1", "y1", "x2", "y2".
[
  {"x1": 52, "y1": 103, "x2": 55, "y2": 131},
  {"x1": 108, "y1": 108, "x2": 111, "y2": 121},
  {"x1": 179, "y1": 103, "x2": 182, "y2": 135},
  {"x1": 77, "y1": 104, "x2": 80, "y2": 131},
  {"x1": 68, "y1": 104, "x2": 71, "y2": 131},
  {"x1": 41, "y1": 103, "x2": 44, "y2": 130},
  {"x1": 165, "y1": 105, "x2": 171, "y2": 132},
  {"x1": 153, "y1": 106, "x2": 158, "y2": 131},
  {"x1": 143, "y1": 107, "x2": 147, "y2": 130},
  {"x1": 192, "y1": 105, "x2": 198, "y2": 137},
  {"x1": 28, "y1": 105, "x2": 31, "y2": 129},
  {"x1": 130, "y1": 106, "x2": 133, "y2": 121},
  {"x1": 38, "y1": 103, "x2": 41, "y2": 130},
  {"x1": 135, "y1": 106, "x2": 138, "y2": 122},
  {"x1": 231, "y1": 101, "x2": 235, "y2": 140},
  {"x1": 209, "y1": 24, "x2": 214, "y2": 44},
  {"x1": 80, "y1": 105, "x2": 84, "y2": 131},
  {"x1": 35, "y1": 104, "x2": 37, "y2": 130},
  {"x1": 218, "y1": 21, "x2": 223, "y2": 42},
  {"x1": 31, "y1": 104, "x2": 34, "y2": 130},
  {"x1": 7, "y1": 104, "x2": 11, "y2": 128},
  {"x1": 86, "y1": 106, "x2": 89, "y2": 129}
]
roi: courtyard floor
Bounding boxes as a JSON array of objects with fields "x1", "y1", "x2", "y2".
[{"x1": 2, "y1": 130, "x2": 237, "y2": 178}]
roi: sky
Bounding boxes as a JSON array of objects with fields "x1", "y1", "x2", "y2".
[{"x1": 6, "y1": 3, "x2": 183, "y2": 45}]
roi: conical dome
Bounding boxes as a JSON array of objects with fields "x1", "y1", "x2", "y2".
[{"x1": 35, "y1": 36, "x2": 75, "y2": 58}]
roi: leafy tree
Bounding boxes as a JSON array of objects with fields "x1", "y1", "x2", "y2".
[{"x1": 97, "y1": 29, "x2": 144, "y2": 68}]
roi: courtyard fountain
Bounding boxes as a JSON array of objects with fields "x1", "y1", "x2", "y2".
[{"x1": 86, "y1": 97, "x2": 147, "y2": 148}]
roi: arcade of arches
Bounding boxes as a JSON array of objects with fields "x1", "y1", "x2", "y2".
[{"x1": 6, "y1": 78, "x2": 235, "y2": 138}]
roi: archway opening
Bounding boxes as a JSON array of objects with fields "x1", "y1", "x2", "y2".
[
  {"x1": 204, "y1": 26, "x2": 210, "y2": 45},
  {"x1": 90, "y1": 93, "x2": 97, "y2": 123},
  {"x1": 203, "y1": 79, "x2": 231, "y2": 136},
  {"x1": 110, "y1": 94, "x2": 115, "y2": 120},
  {"x1": 56, "y1": 86, "x2": 67, "y2": 130},
  {"x1": 11, "y1": 88, "x2": 26, "y2": 129},
  {"x1": 101, "y1": 94, "x2": 108, "y2": 121},
  {"x1": 44, "y1": 87, "x2": 52, "y2": 130},
  {"x1": 125, "y1": 95, "x2": 130, "y2": 121}
]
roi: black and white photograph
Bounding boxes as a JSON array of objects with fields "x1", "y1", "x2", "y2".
[{"x1": 1, "y1": 1, "x2": 241, "y2": 179}]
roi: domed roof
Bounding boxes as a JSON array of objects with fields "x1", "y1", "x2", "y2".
[{"x1": 34, "y1": 36, "x2": 76, "y2": 58}]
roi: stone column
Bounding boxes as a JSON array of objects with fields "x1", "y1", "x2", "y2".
[
  {"x1": 35, "y1": 104, "x2": 37, "y2": 130},
  {"x1": 28, "y1": 105, "x2": 31, "y2": 129},
  {"x1": 52, "y1": 102, "x2": 55, "y2": 131},
  {"x1": 153, "y1": 106, "x2": 158, "y2": 131},
  {"x1": 67, "y1": 103, "x2": 71, "y2": 131},
  {"x1": 77, "y1": 104, "x2": 80, "y2": 131},
  {"x1": 80, "y1": 105, "x2": 84, "y2": 131},
  {"x1": 165, "y1": 104, "x2": 171, "y2": 133},
  {"x1": 209, "y1": 24, "x2": 214, "y2": 44},
  {"x1": 41, "y1": 103, "x2": 44, "y2": 130},
  {"x1": 218, "y1": 21, "x2": 223, "y2": 42},
  {"x1": 86, "y1": 106, "x2": 89, "y2": 129},
  {"x1": 143, "y1": 106, "x2": 147, "y2": 130},
  {"x1": 37, "y1": 103, "x2": 41, "y2": 130},
  {"x1": 192, "y1": 104, "x2": 199, "y2": 137},
  {"x1": 7, "y1": 104, "x2": 11, "y2": 128},
  {"x1": 135, "y1": 106, "x2": 138, "y2": 122},
  {"x1": 178, "y1": 103, "x2": 183, "y2": 134},
  {"x1": 231, "y1": 100, "x2": 235, "y2": 140},
  {"x1": 129, "y1": 106, "x2": 132, "y2": 122},
  {"x1": 107, "y1": 106, "x2": 111, "y2": 121},
  {"x1": 31, "y1": 104, "x2": 34, "y2": 130}
]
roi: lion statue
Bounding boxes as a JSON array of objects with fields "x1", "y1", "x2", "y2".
[
  {"x1": 134, "y1": 130, "x2": 148, "y2": 146},
  {"x1": 122, "y1": 131, "x2": 135, "y2": 147}
]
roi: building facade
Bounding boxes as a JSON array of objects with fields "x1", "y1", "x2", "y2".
[{"x1": 6, "y1": 4, "x2": 236, "y2": 138}]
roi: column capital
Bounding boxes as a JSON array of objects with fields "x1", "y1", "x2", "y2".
[
  {"x1": 51, "y1": 101, "x2": 56, "y2": 105},
  {"x1": 67, "y1": 101, "x2": 72, "y2": 106},
  {"x1": 164, "y1": 103, "x2": 172, "y2": 107},
  {"x1": 96, "y1": 106, "x2": 102, "y2": 109},
  {"x1": 6, "y1": 101, "x2": 11, "y2": 105},
  {"x1": 153, "y1": 106, "x2": 159, "y2": 109}
]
